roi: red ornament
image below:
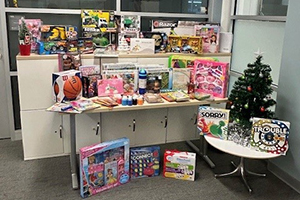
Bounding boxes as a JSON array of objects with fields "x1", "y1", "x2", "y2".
[
  {"x1": 260, "y1": 107, "x2": 265, "y2": 112},
  {"x1": 247, "y1": 86, "x2": 252, "y2": 92}
]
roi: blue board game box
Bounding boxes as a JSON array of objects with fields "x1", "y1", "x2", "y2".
[{"x1": 130, "y1": 146, "x2": 160, "y2": 179}]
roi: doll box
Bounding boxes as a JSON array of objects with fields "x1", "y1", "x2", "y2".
[
  {"x1": 52, "y1": 70, "x2": 82, "y2": 103},
  {"x1": 130, "y1": 38, "x2": 155, "y2": 54},
  {"x1": 194, "y1": 24, "x2": 220, "y2": 53},
  {"x1": 251, "y1": 118, "x2": 290, "y2": 155},
  {"x1": 79, "y1": 137, "x2": 130, "y2": 198},
  {"x1": 193, "y1": 60, "x2": 229, "y2": 98},
  {"x1": 163, "y1": 150, "x2": 196, "y2": 181},
  {"x1": 197, "y1": 106, "x2": 230, "y2": 139},
  {"x1": 130, "y1": 146, "x2": 160, "y2": 179},
  {"x1": 97, "y1": 78, "x2": 124, "y2": 96}
]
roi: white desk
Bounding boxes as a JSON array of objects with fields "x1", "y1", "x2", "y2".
[{"x1": 205, "y1": 136, "x2": 280, "y2": 193}]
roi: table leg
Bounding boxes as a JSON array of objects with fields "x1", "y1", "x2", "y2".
[
  {"x1": 186, "y1": 135, "x2": 215, "y2": 168},
  {"x1": 70, "y1": 114, "x2": 79, "y2": 190}
]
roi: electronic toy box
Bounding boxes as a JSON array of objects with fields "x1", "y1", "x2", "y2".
[
  {"x1": 52, "y1": 70, "x2": 82, "y2": 103},
  {"x1": 163, "y1": 150, "x2": 196, "y2": 181},
  {"x1": 251, "y1": 118, "x2": 290, "y2": 155},
  {"x1": 79, "y1": 137, "x2": 130, "y2": 198},
  {"x1": 197, "y1": 106, "x2": 230, "y2": 139},
  {"x1": 130, "y1": 146, "x2": 160, "y2": 179}
]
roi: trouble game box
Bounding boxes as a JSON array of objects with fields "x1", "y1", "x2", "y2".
[
  {"x1": 251, "y1": 118, "x2": 290, "y2": 155},
  {"x1": 163, "y1": 150, "x2": 196, "y2": 181},
  {"x1": 130, "y1": 146, "x2": 160, "y2": 179},
  {"x1": 79, "y1": 138, "x2": 130, "y2": 198}
]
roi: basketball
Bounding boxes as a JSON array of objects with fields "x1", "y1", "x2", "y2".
[
  {"x1": 54, "y1": 82, "x2": 59, "y2": 95},
  {"x1": 63, "y1": 76, "x2": 82, "y2": 100}
]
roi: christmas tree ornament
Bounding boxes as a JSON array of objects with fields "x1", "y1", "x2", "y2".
[
  {"x1": 244, "y1": 103, "x2": 249, "y2": 109},
  {"x1": 236, "y1": 118, "x2": 240, "y2": 123},
  {"x1": 241, "y1": 75, "x2": 245, "y2": 80},
  {"x1": 259, "y1": 73, "x2": 263, "y2": 78},
  {"x1": 249, "y1": 118, "x2": 253, "y2": 122},
  {"x1": 235, "y1": 97, "x2": 238, "y2": 100},
  {"x1": 268, "y1": 76, "x2": 272, "y2": 81},
  {"x1": 247, "y1": 86, "x2": 252, "y2": 92},
  {"x1": 260, "y1": 106, "x2": 265, "y2": 112},
  {"x1": 253, "y1": 97, "x2": 256, "y2": 102},
  {"x1": 231, "y1": 105, "x2": 235, "y2": 109},
  {"x1": 263, "y1": 98, "x2": 267, "y2": 102}
]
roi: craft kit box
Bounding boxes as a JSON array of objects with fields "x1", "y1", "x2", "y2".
[
  {"x1": 251, "y1": 118, "x2": 290, "y2": 155},
  {"x1": 130, "y1": 38, "x2": 155, "y2": 54},
  {"x1": 52, "y1": 70, "x2": 82, "y2": 102},
  {"x1": 163, "y1": 150, "x2": 196, "y2": 181},
  {"x1": 79, "y1": 137, "x2": 130, "y2": 198},
  {"x1": 130, "y1": 146, "x2": 160, "y2": 179},
  {"x1": 197, "y1": 106, "x2": 230, "y2": 139}
]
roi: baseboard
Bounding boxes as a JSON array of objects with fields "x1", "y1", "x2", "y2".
[
  {"x1": 11, "y1": 129, "x2": 22, "y2": 141},
  {"x1": 268, "y1": 161, "x2": 300, "y2": 194}
]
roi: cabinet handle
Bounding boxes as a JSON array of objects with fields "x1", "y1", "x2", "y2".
[
  {"x1": 164, "y1": 116, "x2": 168, "y2": 128},
  {"x1": 59, "y1": 125, "x2": 63, "y2": 138},
  {"x1": 194, "y1": 113, "x2": 197, "y2": 125},
  {"x1": 133, "y1": 119, "x2": 136, "y2": 132},
  {"x1": 96, "y1": 122, "x2": 100, "y2": 135}
]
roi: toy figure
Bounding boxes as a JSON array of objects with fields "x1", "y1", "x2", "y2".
[
  {"x1": 106, "y1": 169, "x2": 117, "y2": 185},
  {"x1": 62, "y1": 55, "x2": 74, "y2": 70}
]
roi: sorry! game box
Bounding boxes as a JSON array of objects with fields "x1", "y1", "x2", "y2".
[{"x1": 130, "y1": 146, "x2": 160, "y2": 179}]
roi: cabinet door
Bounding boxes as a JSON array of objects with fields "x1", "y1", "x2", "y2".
[
  {"x1": 101, "y1": 111, "x2": 136, "y2": 146},
  {"x1": 63, "y1": 113, "x2": 101, "y2": 153},
  {"x1": 21, "y1": 110, "x2": 64, "y2": 160},
  {"x1": 167, "y1": 106, "x2": 198, "y2": 142},
  {"x1": 134, "y1": 109, "x2": 167, "y2": 146}
]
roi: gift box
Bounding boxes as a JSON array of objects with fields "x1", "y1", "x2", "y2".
[
  {"x1": 52, "y1": 70, "x2": 82, "y2": 102},
  {"x1": 97, "y1": 78, "x2": 124, "y2": 96}
]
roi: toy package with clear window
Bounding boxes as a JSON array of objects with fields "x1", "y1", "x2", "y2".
[
  {"x1": 163, "y1": 150, "x2": 196, "y2": 181},
  {"x1": 193, "y1": 60, "x2": 229, "y2": 98},
  {"x1": 79, "y1": 137, "x2": 130, "y2": 198}
]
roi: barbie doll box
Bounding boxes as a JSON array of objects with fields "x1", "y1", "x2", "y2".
[{"x1": 79, "y1": 137, "x2": 130, "y2": 198}]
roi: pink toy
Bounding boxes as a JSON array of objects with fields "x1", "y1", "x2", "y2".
[
  {"x1": 193, "y1": 60, "x2": 229, "y2": 98},
  {"x1": 97, "y1": 78, "x2": 124, "y2": 96}
]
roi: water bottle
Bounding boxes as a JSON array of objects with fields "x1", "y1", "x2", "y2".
[{"x1": 139, "y1": 68, "x2": 147, "y2": 95}]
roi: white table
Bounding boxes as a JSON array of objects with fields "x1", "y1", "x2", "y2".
[{"x1": 205, "y1": 136, "x2": 280, "y2": 193}]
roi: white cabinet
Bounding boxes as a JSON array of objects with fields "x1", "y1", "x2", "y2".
[
  {"x1": 166, "y1": 106, "x2": 198, "y2": 142},
  {"x1": 101, "y1": 109, "x2": 167, "y2": 146},
  {"x1": 63, "y1": 113, "x2": 101, "y2": 153},
  {"x1": 21, "y1": 110, "x2": 64, "y2": 160}
]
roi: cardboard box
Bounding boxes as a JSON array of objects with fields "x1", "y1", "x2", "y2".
[{"x1": 130, "y1": 38, "x2": 155, "y2": 54}]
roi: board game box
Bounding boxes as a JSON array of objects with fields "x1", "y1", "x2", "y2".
[
  {"x1": 251, "y1": 118, "x2": 290, "y2": 155},
  {"x1": 130, "y1": 146, "x2": 160, "y2": 179},
  {"x1": 79, "y1": 137, "x2": 130, "y2": 198},
  {"x1": 197, "y1": 106, "x2": 230, "y2": 139},
  {"x1": 163, "y1": 150, "x2": 196, "y2": 181}
]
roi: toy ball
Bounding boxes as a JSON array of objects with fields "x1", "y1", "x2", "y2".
[
  {"x1": 63, "y1": 76, "x2": 82, "y2": 100},
  {"x1": 54, "y1": 82, "x2": 59, "y2": 95}
]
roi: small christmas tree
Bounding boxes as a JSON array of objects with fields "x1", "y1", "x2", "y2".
[
  {"x1": 228, "y1": 53, "x2": 276, "y2": 128},
  {"x1": 18, "y1": 18, "x2": 30, "y2": 45}
]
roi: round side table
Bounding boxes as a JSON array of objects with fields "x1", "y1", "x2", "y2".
[{"x1": 205, "y1": 135, "x2": 280, "y2": 193}]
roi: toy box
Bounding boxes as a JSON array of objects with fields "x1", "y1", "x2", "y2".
[
  {"x1": 19, "y1": 19, "x2": 42, "y2": 52},
  {"x1": 130, "y1": 146, "x2": 160, "y2": 179},
  {"x1": 82, "y1": 75, "x2": 102, "y2": 98},
  {"x1": 78, "y1": 37, "x2": 94, "y2": 54},
  {"x1": 171, "y1": 68, "x2": 191, "y2": 92},
  {"x1": 81, "y1": 10, "x2": 112, "y2": 33},
  {"x1": 163, "y1": 150, "x2": 196, "y2": 181},
  {"x1": 65, "y1": 26, "x2": 78, "y2": 40},
  {"x1": 146, "y1": 68, "x2": 171, "y2": 93},
  {"x1": 141, "y1": 32, "x2": 168, "y2": 53},
  {"x1": 121, "y1": 15, "x2": 140, "y2": 32},
  {"x1": 52, "y1": 70, "x2": 82, "y2": 102},
  {"x1": 58, "y1": 53, "x2": 81, "y2": 71},
  {"x1": 97, "y1": 78, "x2": 124, "y2": 96},
  {"x1": 118, "y1": 32, "x2": 139, "y2": 52},
  {"x1": 197, "y1": 106, "x2": 230, "y2": 139},
  {"x1": 130, "y1": 38, "x2": 155, "y2": 54},
  {"x1": 102, "y1": 70, "x2": 138, "y2": 95},
  {"x1": 251, "y1": 118, "x2": 290, "y2": 155},
  {"x1": 193, "y1": 60, "x2": 229, "y2": 98},
  {"x1": 67, "y1": 40, "x2": 78, "y2": 52},
  {"x1": 168, "y1": 35, "x2": 202, "y2": 54},
  {"x1": 79, "y1": 137, "x2": 130, "y2": 198},
  {"x1": 194, "y1": 24, "x2": 220, "y2": 53},
  {"x1": 41, "y1": 25, "x2": 66, "y2": 41},
  {"x1": 79, "y1": 65, "x2": 101, "y2": 77},
  {"x1": 38, "y1": 41, "x2": 67, "y2": 54},
  {"x1": 168, "y1": 55, "x2": 218, "y2": 69}
]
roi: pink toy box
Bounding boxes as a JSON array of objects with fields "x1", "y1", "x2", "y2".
[
  {"x1": 19, "y1": 19, "x2": 42, "y2": 52},
  {"x1": 52, "y1": 70, "x2": 82, "y2": 102},
  {"x1": 97, "y1": 78, "x2": 124, "y2": 96},
  {"x1": 194, "y1": 24, "x2": 220, "y2": 53},
  {"x1": 80, "y1": 137, "x2": 130, "y2": 198},
  {"x1": 193, "y1": 60, "x2": 229, "y2": 98}
]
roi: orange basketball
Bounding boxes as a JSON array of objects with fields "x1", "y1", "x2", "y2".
[{"x1": 63, "y1": 76, "x2": 82, "y2": 100}]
